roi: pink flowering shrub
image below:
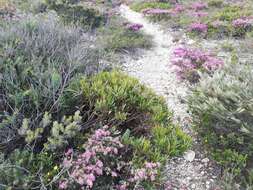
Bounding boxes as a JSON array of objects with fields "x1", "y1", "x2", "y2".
[
  {"x1": 171, "y1": 46, "x2": 224, "y2": 83},
  {"x1": 59, "y1": 126, "x2": 125, "y2": 189},
  {"x1": 130, "y1": 162, "x2": 160, "y2": 183},
  {"x1": 59, "y1": 126, "x2": 162, "y2": 189},
  {"x1": 188, "y1": 22, "x2": 208, "y2": 33},
  {"x1": 232, "y1": 17, "x2": 253, "y2": 36},
  {"x1": 126, "y1": 23, "x2": 143, "y2": 31},
  {"x1": 191, "y1": 2, "x2": 208, "y2": 11},
  {"x1": 169, "y1": 4, "x2": 185, "y2": 16}
]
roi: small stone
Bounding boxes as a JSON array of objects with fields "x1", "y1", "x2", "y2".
[
  {"x1": 201, "y1": 158, "x2": 209, "y2": 163},
  {"x1": 183, "y1": 150, "x2": 195, "y2": 162}
]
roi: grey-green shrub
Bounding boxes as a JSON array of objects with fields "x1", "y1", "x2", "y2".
[
  {"x1": 0, "y1": 13, "x2": 108, "y2": 151},
  {"x1": 188, "y1": 63, "x2": 253, "y2": 179}
]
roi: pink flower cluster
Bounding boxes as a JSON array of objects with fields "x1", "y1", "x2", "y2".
[
  {"x1": 191, "y1": 2, "x2": 208, "y2": 11},
  {"x1": 169, "y1": 4, "x2": 185, "y2": 15},
  {"x1": 126, "y1": 23, "x2": 143, "y2": 31},
  {"x1": 59, "y1": 126, "x2": 124, "y2": 189},
  {"x1": 130, "y1": 162, "x2": 160, "y2": 182},
  {"x1": 171, "y1": 46, "x2": 224, "y2": 82},
  {"x1": 189, "y1": 22, "x2": 208, "y2": 33},
  {"x1": 232, "y1": 18, "x2": 253, "y2": 28}
]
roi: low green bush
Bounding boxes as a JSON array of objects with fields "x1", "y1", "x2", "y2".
[
  {"x1": 131, "y1": 1, "x2": 171, "y2": 12},
  {"x1": 215, "y1": 5, "x2": 250, "y2": 22},
  {"x1": 0, "y1": 149, "x2": 57, "y2": 189},
  {"x1": 188, "y1": 63, "x2": 253, "y2": 183},
  {"x1": 99, "y1": 25, "x2": 152, "y2": 52},
  {"x1": 64, "y1": 71, "x2": 171, "y2": 130},
  {"x1": 208, "y1": 0, "x2": 223, "y2": 8},
  {"x1": 45, "y1": 0, "x2": 105, "y2": 29}
]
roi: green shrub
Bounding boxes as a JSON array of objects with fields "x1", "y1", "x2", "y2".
[
  {"x1": 64, "y1": 71, "x2": 171, "y2": 130},
  {"x1": 131, "y1": 1, "x2": 171, "y2": 12},
  {"x1": 123, "y1": 125, "x2": 191, "y2": 166},
  {"x1": 188, "y1": 63, "x2": 253, "y2": 181},
  {"x1": 46, "y1": 0, "x2": 105, "y2": 29},
  {"x1": 208, "y1": 0, "x2": 223, "y2": 8},
  {"x1": 0, "y1": 149, "x2": 57, "y2": 189},
  {"x1": 100, "y1": 26, "x2": 152, "y2": 52},
  {"x1": 215, "y1": 5, "x2": 250, "y2": 22}
]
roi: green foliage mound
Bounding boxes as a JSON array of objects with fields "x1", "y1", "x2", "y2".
[
  {"x1": 45, "y1": 0, "x2": 106, "y2": 29},
  {"x1": 131, "y1": 1, "x2": 171, "y2": 12},
  {"x1": 100, "y1": 24, "x2": 152, "y2": 52},
  {"x1": 65, "y1": 71, "x2": 172, "y2": 130}
]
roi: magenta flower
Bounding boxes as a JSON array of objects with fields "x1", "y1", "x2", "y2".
[
  {"x1": 126, "y1": 23, "x2": 143, "y2": 31},
  {"x1": 232, "y1": 18, "x2": 252, "y2": 28},
  {"x1": 189, "y1": 22, "x2": 208, "y2": 33},
  {"x1": 171, "y1": 46, "x2": 224, "y2": 83},
  {"x1": 169, "y1": 4, "x2": 185, "y2": 15},
  {"x1": 191, "y1": 2, "x2": 208, "y2": 10}
]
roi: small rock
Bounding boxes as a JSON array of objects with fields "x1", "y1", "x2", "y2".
[
  {"x1": 183, "y1": 150, "x2": 195, "y2": 162},
  {"x1": 201, "y1": 158, "x2": 209, "y2": 163}
]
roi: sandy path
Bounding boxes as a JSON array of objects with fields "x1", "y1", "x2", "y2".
[{"x1": 119, "y1": 5, "x2": 220, "y2": 190}]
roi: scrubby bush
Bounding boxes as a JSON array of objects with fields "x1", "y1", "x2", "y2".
[
  {"x1": 64, "y1": 71, "x2": 171, "y2": 129},
  {"x1": 45, "y1": 0, "x2": 106, "y2": 29},
  {"x1": 131, "y1": 1, "x2": 171, "y2": 12},
  {"x1": 0, "y1": 13, "x2": 107, "y2": 152},
  {"x1": 99, "y1": 25, "x2": 152, "y2": 52},
  {"x1": 0, "y1": 149, "x2": 57, "y2": 189},
  {"x1": 188, "y1": 63, "x2": 253, "y2": 182},
  {"x1": 208, "y1": 0, "x2": 223, "y2": 8},
  {"x1": 215, "y1": 5, "x2": 250, "y2": 22}
]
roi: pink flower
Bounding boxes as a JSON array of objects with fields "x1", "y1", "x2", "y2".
[
  {"x1": 171, "y1": 46, "x2": 224, "y2": 82},
  {"x1": 59, "y1": 180, "x2": 68, "y2": 189},
  {"x1": 189, "y1": 22, "x2": 208, "y2": 33},
  {"x1": 126, "y1": 23, "x2": 143, "y2": 31},
  {"x1": 169, "y1": 4, "x2": 185, "y2": 15},
  {"x1": 191, "y1": 2, "x2": 208, "y2": 10},
  {"x1": 232, "y1": 18, "x2": 253, "y2": 28},
  {"x1": 111, "y1": 171, "x2": 118, "y2": 177},
  {"x1": 65, "y1": 148, "x2": 73, "y2": 157}
]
